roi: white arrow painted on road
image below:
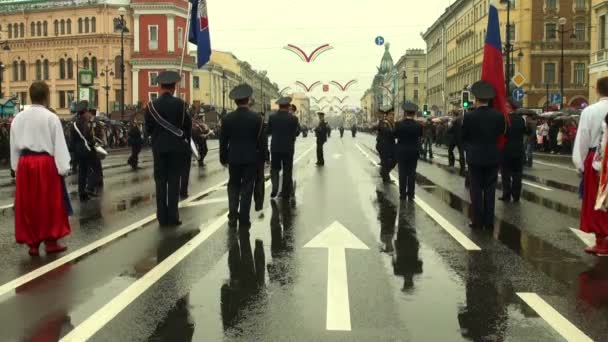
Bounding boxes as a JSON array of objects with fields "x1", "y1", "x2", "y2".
[{"x1": 304, "y1": 221, "x2": 369, "y2": 331}]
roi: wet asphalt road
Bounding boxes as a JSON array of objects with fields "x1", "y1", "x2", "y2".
[{"x1": 0, "y1": 134, "x2": 606, "y2": 342}]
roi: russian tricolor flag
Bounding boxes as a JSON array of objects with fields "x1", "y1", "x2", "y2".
[{"x1": 481, "y1": 0, "x2": 509, "y2": 126}]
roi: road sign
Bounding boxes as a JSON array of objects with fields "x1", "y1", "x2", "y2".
[
  {"x1": 512, "y1": 88, "x2": 525, "y2": 101},
  {"x1": 375, "y1": 36, "x2": 385, "y2": 46},
  {"x1": 551, "y1": 93, "x2": 562, "y2": 104},
  {"x1": 511, "y1": 72, "x2": 526, "y2": 88}
]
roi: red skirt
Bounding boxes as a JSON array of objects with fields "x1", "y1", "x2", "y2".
[
  {"x1": 15, "y1": 154, "x2": 71, "y2": 246},
  {"x1": 581, "y1": 151, "x2": 608, "y2": 237}
]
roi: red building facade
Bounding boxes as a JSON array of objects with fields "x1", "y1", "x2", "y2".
[{"x1": 130, "y1": 0, "x2": 195, "y2": 106}]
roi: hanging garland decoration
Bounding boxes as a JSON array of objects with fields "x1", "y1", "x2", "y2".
[
  {"x1": 332, "y1": 96, "x2": 349, "y2": 104},
  {"x1": 329, "y1": 80, "x2": 358, "y2": 91},
  {"x1": 312, "y1": 96, "x2": 328, "y2": 104},
  {"x1": 279, "y1": 87, "x2": 292, "y2": 95},
  {"x1": 295, "y1": 81, "x2": 322, "y2": 92},
  {"x1": 283, "y1": 44, "x2": 334, "y2": 63}
]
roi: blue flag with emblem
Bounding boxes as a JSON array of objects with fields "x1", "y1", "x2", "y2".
[{"x1": 189, "y1": 0, "x2": 211, "y2": 68}]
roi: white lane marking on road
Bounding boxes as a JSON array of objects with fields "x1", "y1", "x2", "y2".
[
  {"x1": 355, "y1": 143, "x2": 481, "y2": 251},
  {"x1": 179, "y1": 197, "x2": 228, "y2": 208},
  {"x1": 569, "y1": 227, "x2": 595, "y2": 247},
  {"x1": 0, "y1": 204, "x2": 13, "y2": 210},
  {"x1": 303, "y1": 221, "x2": 369, "y2": 331},
  {"x1": 60, "y1": 145, "x2": 315, "y2": 341},
  {"x1": 535, "y1": 160, "x2": 576, "y2": 172},
  {"x1": 332, "y1": 153, "x2": 342, "y2": 159},
  {"x1": 516, "y1": 293, "x2": 593, "y2": 342},
  {"x1": 521, "y1": 180, "x2": 552, "y2": 191},
  {"x1": 0, "y1": 179, "x2": 228, "y2": 298}
]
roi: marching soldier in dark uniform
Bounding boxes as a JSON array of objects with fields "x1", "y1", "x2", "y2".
[
  {"x1": 500, "y1": 103, "x2": 528, "y2": 203},
  {"x1": 145, "y1": 71, "x2": 192, "y2": 226},
  {"x1": 394, "y1": 101, "x2": 423, "y2": 200},
  {"x1": 254, "y1": 111, "x2": 269, "y2": 213},
  {"x1": 191, "y1": 120, "x2": 210, "y2": 167},
  {"x1": 339, "y1": 125, "x2": 345, "y2": 138},
  {"x1": 447, "y1": 110, "x2": 465, "y2": 175},
  {"x1": 314, "y1": 112, "x2": 330, "y2": 166},
  {"x1": 127, "y1": 119, "x2": 143, "y2": 170},
  {"x1": 462, "y1": 81, "x2": 506, "y2": 229},
  {"x1": 220, "y1": 84, "x2": 263, "y2": 231},
  {"x1": 70, "y1": 101, "x2": 96, "y2": 202},
  {"x1": 180, "y1": 131, "x2": 193, "y2": 199},
  {"x1": 351, "y1": 123, "x2": 357, "y2": 137},
  {"x1": 376, "y1": 106, "x2": 396, "y2": 183},
  {"x1": 268, "y1": 97, "x2": 300, "y2": 200}
]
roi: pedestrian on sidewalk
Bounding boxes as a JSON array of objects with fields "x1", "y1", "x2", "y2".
[
  {"x1": 220, "y1": 84, "x2": 263, "y2": 232},
  {"x1": 573, "y1": 76, "x2": 608, "y2": 255},
  {"x1": 10, "y1": 81, "x2": 71, "y2": 256},
  {"x1": 394, "y1": 101, "x2": 423, "y2": 201},
  {"x1": 421, "y1": 118, "x2": 434, "y2": 161},
  {"x1": 268, "y1": 97, "x2": 300, "y2": 199},
  {"x1": 315, "y1": 112, "x2": 330, "y2": 166},
  {"x1": 376, "y1": 106, "x2": 396, "y2": 183},
  {"x1": 462, "y1": 81, "x2": 506, "y2": 230},
  {"x1": 524, "y1": 113, "x2": 537, "y2": 167}
]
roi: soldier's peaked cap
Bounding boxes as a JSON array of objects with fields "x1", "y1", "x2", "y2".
[
  {"x1": 402, "y1": 101, "x2": 419, "y2": 113},
  {"x1": 275, "y1": 97, "x2": 292, "y2": 106},
  {"x1": 471, "y1": 81, "x2": 496, "y2": 100},
  {"x1": 379, "y1": 105, "x2": 394, "y2": 114},
  {"x1": 74, "y1": 100, "x2": 90, "y2": 114},
  {"x1": 157, "y1": 71, "x2": 181, "y2": 85},
  {"x1": 229, "y1": 84, "x2": 253, "y2": 100}
]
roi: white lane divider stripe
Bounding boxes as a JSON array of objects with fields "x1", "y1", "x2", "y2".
[
  {"x1": 355, "y1": 143, "x2": 481, "y2": 251},
  {"x1": 516, "y1": 293, "x2": 593, "y2": 342},
  {"x1": 535, "y1": 160, "x2": 576, "y2": 172},
  {"x1": 0, "y1": 179, "x2": 228, "y2": 298},
  {"x1": 60, "y1": 145, "x2": 315, "y2": 341},
  {"x1": 521, "y1": 180, "x2": 553, "y2": 192},
  {"x1": 179, "y1": 197, "x2": 228, "y2": 208},
  {"x1": 569, "y1": 227, "x2": 595, "y2": 247}
]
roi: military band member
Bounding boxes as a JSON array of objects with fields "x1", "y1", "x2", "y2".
[
  {"x1": 268, "y1": 97, "x2": 300, "y2": 199},
  {"x1": 145, "y1": 71, "x2": 192, "y2": 226},
  {"x1": 462, "y1": 81, "x2": 506, "y2": 230},
  {"x1": 376, "y1": 106, "x2": 396, "y2": 183},
  {"x1": 220, "y1": 84, "x2": 263, "y2": 232},
  {"x1": 500, "y1": 102, "x2": 528, "y2": 203},
  {"x1": 315, "y1": 112, "x2": 330, "y2": 166},
  {"x1": 394, "y1": 101, "x2": 423, "y2": 200},
  {"x1": 71, "y1": 101, "x2": 97, "y2": 202},
  {"x1": 254, "y1": 111, "x2": 270, "y2": 213}
]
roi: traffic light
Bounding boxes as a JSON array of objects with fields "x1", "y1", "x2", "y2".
[
  {"x1": 423, "y1": 104, "x2": 429, "y2": 116},
  {"x1": 462, "y1": 91, "x2": 471, "y2": 108}
]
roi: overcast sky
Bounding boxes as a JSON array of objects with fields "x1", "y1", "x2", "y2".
[{"x1": 205, "y1": 0, "x2": 452, "y2": 108}]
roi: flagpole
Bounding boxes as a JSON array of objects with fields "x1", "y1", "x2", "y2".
[{"x1": 177, "y1": 1, "x2": 193, "y2": 100}]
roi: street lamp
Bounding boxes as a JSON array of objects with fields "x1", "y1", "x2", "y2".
[
  {"x1": 502, "y1": 0, "x2": 512, "y2": 97},
  {"x1": 558, "y1": 17, "x2": 577, "y2": 109},
  {"x1": 221, "y1": 70, "x2": 227, "y2": 113},
  {"x1": 99, "y1": 66, "x2": 114, "y2": 115},
  {"x1": 402, "y1": 69, "x2": 407, "y2": 103},
  {"x1": 115, "y1": 7, "x2": 129, "y2": 120}
]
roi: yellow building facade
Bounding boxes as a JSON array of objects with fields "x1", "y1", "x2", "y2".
[{"x1": 589, "y1": 0, "x2": 608, "y2": 103}]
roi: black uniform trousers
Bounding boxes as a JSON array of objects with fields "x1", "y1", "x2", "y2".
[
  {"x1": 271, "y1": 152, "x2": 294, "y2": 197},
  {"x1": 448, "y1": 143, "x2": 465, "y2": 173},
  {"x1": 180, "y1": 152, "x2": 192, "y2": 197},
  {"x1": 128, "y1": 144, "x2": 142, "y2": 168},
  {"x1": 76, "y1": 155, "x2": 91, "y2": 197},
  {"x1": 501, "y1": 157, "x2": 523, "y2": 201},
  {"x1": 316, "y1": 141, "x2": 325, "y2": 165},
  {"x1": 88, "y1": 155, "x2": 103, "y2": 189},
  {"x1": 228, "y1": 163, "x2": 257, "y2": 227},
  {"x1": 253, "y1": 161, "x2": 265, "y2": 211},
  {"x1": 468, "y1": 165, "x2": 498, "y2": 228},
  {"x1": 153, "y1": 149, "x2": 185, "y2": 225},
  {"x1": 379, "y1": 151, "x2": 396, "y2": 182},
  {"x1": 398, "y1": 158, "x2": 418, "y2": 199}
]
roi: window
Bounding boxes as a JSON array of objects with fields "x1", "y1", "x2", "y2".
[
  {"x1": 149, "y1": 72, "x2": 159, "y2": 86},
  {"x1": 43, "y1": 21, "x2": 47, "y2": 36},
  {"x1": 7, "y1": 24, "x2": 11, "y2": 39},
  {"x1": 177, "y1": 27, "x2": 183, "y2": 48},
  {"x1": 91, "y1": 17, "x2": 96, "y2": 33},
  {"x1": 43, "y1": 59, "x2": 49, "y2": 80},
  {"x1": 193, "y1": 76, "x2": 200, "y2": 89},
  {"x1": 413, "y1": 60, "x2": 419, "y2": 68},
  {"x1": 36, "y1": 22, "x2": 41, "y2": 36},
  {"x1": 54, "y1": 20, "x2": 58, "y2": 35},
  {"x1": 414, "y1": 76, "x2": 419, "y2": 84},
  {"x1": 149, "y1": 93, "x2": 159, "y2": 102},
  {"x1": 78, "y1": 18, "x2": 82, "y2": 33},
  {"x1": 180, "y1": 76, "x2": 185, "y2": 88},
  {"x1": 574, "y1": 63, "x2": 585, "y2": 84},
  {"x1": 60, "y1": 19, "x2": 65, "y2": 35},
  {"x1": 59, "y1": 58, "x2": 66, "y2": 79},
  {"x1": 12, "y1": 61, "x2": 18, "y2": 81},
  {"x1": 66, "y1": 19, "x2": 71, "y2": 34},
  {"x1": 67, "y1": 91, "x2": 74, "y2": 105},
  {"x1": 149, "y1": 26, "x2": 158, "y2": 50},
  {"x1": 508, "y1": 23, "x2": 516, "y2": 41},
  {"x1": 83, "y1": 57, "x2": 89, "y2": 70},
  {"x1": 601, "y1": 16, "x2": 607, "y2": 50},
  {"x1": 93, "y1": 89, "x2": 99, "y2": 107},
  {"x1": 575, "y1": 0, "x2": 585, "y2": 10},
  {"x1": 59, "y1": 91, "x2": 66, "y2": 108},
  {"x1": 84, "y1": 17, "x2": 89, "y2": 33},
  {"x1": 575, "y1": 23, "x2": 585, "y2": 41},
  {"x1": 545, "y1": 23, "x2": 557, "y2": 40},
  {"x1": 546, "y1": 0, "x2": 556, "y2": 10},
  {"x1": 91, "y1": 57, "x2": 97, "y2": 76},
  {"x1": 544, "y1": 63, "x2": 556, "y2": 84},
  {"x1": 114, "y1": 56, "x2": 122, "y2": 79},
  {"x1": 413, "y1": 89, "x2": 419, "y2": 100},
  {"x1": 30, "y1": 22, "x2": 35, "y2": 36},
  {"x1": 20, "y1": 61, "x2": 26, "y2": 81},
  {"x1": 20, "y1": 23, "x2": 24, "y2": 37},
  {"x1": 67, "y1": 58, "x2": 73, "y2": 79},
  {"x1": 20, "y1": 92, "x2": 26, "y2": 105},
  {"x1": 35, "y1": 60, "x2": 42, "y2": 80}
]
